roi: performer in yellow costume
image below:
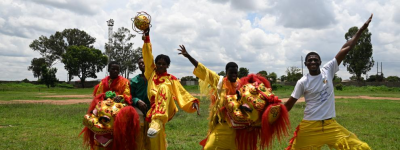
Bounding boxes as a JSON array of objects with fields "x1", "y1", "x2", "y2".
[
  {"x1": 142, "y1": 29, "x2": 200, "y2": 150},
  {"x1": 178, "y1": 45, "x2": 290, "y2": 150},
  {"x1": 284, "y1": 14, "x2": 373, "y2": 150}
]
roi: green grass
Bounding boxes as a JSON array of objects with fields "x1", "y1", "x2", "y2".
[
  {"x1": 1, "y1": 98, "x2": 399, "y2": 149},
  {"x1": 0, "y1": 83, "x2": 93, "y2": 101},
  {"x1": 0, "y1": 84, "x2": 399, "y2": 149}
]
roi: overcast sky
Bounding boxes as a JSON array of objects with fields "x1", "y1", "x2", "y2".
[{"x1": 1, "y1": 0, "x2": 399, "y2": 81}]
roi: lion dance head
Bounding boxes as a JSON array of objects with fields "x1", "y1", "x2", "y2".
[
  {"x1": 80, "y1": 91, "x2": 140, "y2": 150},
  {"x1": 225, "y1": 74, "x2": 290, "y2": 150}
]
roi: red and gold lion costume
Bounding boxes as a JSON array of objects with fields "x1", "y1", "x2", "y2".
[
  {"x1": 80, "y1": 91, "x2": 140, "y2": 150},
  {"x1": 200, "y1": 74, "x2": 291, "y2": 150}
]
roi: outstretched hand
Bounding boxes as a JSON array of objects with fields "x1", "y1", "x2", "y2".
[
  {"x1": 192, "y1": 102, "x2": 200, "y2": 116},
  {"x1": 177, "y1": 45, "x2": 190, "y2": 58},
  {"x1": 360, "y1": 14, "x2": 373, "y2": 31}
]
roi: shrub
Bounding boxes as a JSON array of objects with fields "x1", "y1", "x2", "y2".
[{"x1": 335, "y1": 84, "x2": 343, "y2": 91}]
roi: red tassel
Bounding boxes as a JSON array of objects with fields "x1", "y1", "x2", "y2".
[
  {"x1": 112, "y1": 106, "x2": 140, "y2": 150},
  {"x1": 235, "y1": 128, "x2": 260, "y2": 150},
  {"x1": 239, "y1": 74, "x2": 271, "y2": 89},
  {"x1": 80, "y1": 127, "x2": 95, "y2": 149},
  {"x1": 260, "y1": 104, "x2": 290, "y2": 149}
]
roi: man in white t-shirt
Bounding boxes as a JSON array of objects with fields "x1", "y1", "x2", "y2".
[{"x1": 284, "y1": 14, "x2": 373, "y2": 150}]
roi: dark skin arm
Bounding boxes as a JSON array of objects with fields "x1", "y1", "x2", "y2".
[
  {"x1": 177, "y1": 45, "x2": 200, "y2": 115},
  {"x1": 284, "y1": 96, "x2": 298, "y2": 112},
  {"x1": 177, "y1": 45, "x2": 198, "y2": 68},
  {"x1": 137, "y1": 100, "x2": 148, "y2": 113},
  {"x1": 335, "y1": 14, "x2": 373, "y2": 65}
]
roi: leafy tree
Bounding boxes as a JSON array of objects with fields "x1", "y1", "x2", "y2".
[
  {"x1": 29, "y1": 28, "x2": 96, "y2": 82},
  {"x1": 333, "y1": 73, "x2": 342, "y2": 83},
  {"x1": 386, "y1": 76, "x2": 400, "y2": 82},
  {"x1": 343, "y1": 27, "x2": 374, "y2": 81},
  {"x1": 218, "y1": 71, "x2": 226, "y2": 76},
  {"x1": 238, "y1": 67, "x2": 249, "y2": 78},
  {"x1": 62, "y1": 46, "x2": 108, "y2": 88},
  {"x1": 366, "y1": 74, "x2": 384, "y2": 82},
  {"x1": 28, "y1": 58, "x2": 48, "y2": 79},
  {"x1": 40, "y1": 65, "x2": 58, "y2": 88},
  {"x1": 181, "y1": 76, "x2": 197, "y2": 81},
  {"x1": 105, "y1": 27, "x2": 141, "y2": 78},
  {"x1": 257, "y1": 70, "x2": 268, "y2": 79},
  {"x1": 268, "y1": 72, "x2": 277, "y2": 84},
  {"x1": 286, "y1": 66, "x2": 302, "y2": 82},
  {"x1": 280, "y1": 75, "x2": 287, "y2": 82}
]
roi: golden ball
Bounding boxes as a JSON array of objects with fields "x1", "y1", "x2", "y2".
[{"x1": 134, "y1": 15, "x2": 150, "y2": 31}]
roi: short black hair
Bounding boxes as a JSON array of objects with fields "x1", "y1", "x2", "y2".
[
  {"x1": 137, "y1": 57, "x2": 143, "y2": 63},
  {"x1": 305, "y1": 52, "x2": 321, "y2": 62},
  {"x1": 225, "y1": 62, "x2": 238, "y2": 72},
  {"x1": 155, "y1": 54, "x2": 171, "y2": 65},
  {"x1": 108, "y1": 61, "x2": 120, "y2": 69}
]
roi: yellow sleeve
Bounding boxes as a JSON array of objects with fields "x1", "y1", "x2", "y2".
[
  {"x1": 95, "y1": 82, "x2": 104, "y2": 96},
  {"x1": 193, "y1": 62, "x2": 220, "y2": 87},
  {"x1": 172, "y1": 80, "x2": 198, "y2": 113},
  {"x1": 142, "y1": 36, "x2": 156, "y2": 80},
  {"x1": 123, "y1": 80, "x2": 130, "y2": 96}
]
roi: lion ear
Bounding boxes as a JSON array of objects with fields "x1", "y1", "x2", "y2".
[{"x1": 112, "y1": 106, "x2": 140, "y2": 150}]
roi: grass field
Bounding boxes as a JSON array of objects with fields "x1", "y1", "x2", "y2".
[{"x1": 0, "y1": 83, "x2": 399, "y2": 149}]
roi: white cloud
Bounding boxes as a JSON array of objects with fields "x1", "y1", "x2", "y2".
[{"x1": 0, "y1": 0, "x2": 399, "y2": 82}]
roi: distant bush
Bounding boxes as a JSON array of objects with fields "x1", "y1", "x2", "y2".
[
  {"x1": 22, "y1": 78, "x2": 30, "y2": 83},
  {"x1": 335, "y1": 84, "x2": 343, "y2": 91},
  {"x1": 271, "y1": 84, "x2": 282, "y2": 91}
]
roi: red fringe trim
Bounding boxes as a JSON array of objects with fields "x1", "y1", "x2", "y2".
[
  {"x1": 199, "y1": 137, "x2": 208, "y2": 150},
  {"x1": 286, "y1": 125, "x2": 300, "y2": 150},
  {"x1": 260, "y1": 104, "x2": 291, "y2": 149},
  {"x1": 236, "y1": 128, "x2": 261, "y2": 150},
  {"x1": 112, "y1": 106, "x2": 140, "y2": 150},
  {"x1": 239, "y1": 74, "x2": 271, "y2": 89},
  {"x1": 80, "y1": 127, "x2": 95, "y2": 149}
]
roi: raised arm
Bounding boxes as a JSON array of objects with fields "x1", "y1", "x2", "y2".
[
  {"x1": 177, "y1": 45, "x2": 220, "y2": 87},
  {"x1": 178, "y1": 45, "x2": 198, "y2": 67},
  {"x1": 335, "y1": 14, "x2": 373, "y2": 65},
  {"x1": 142, "y1": 29, "x2": 155, "y2": 80}
]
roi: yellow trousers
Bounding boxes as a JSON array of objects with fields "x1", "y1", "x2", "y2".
[
  {"x1": 204, "y1": 123, "x2": 237, "y2": 150},
  {"x1": 134, "y1": 107, "x2": 151, "y2": 150},
  {"x1": 287, "y1": 119, "x2": 370, "y2": 150}
]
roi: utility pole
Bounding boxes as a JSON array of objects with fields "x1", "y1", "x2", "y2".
[
  {"x1": 301, "y1": 56, "x2": 303, "y2": 75},
  {"x1": 106, "y1": 19, "x2": 114, "y2": 76}
]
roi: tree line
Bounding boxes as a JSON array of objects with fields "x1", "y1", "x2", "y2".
[
  {"x1": 28, "y1": 25, "x2": 399, "y2": 88},
  {"x1": 28, "y1": 27, "x2": 141, "y2": 88}
]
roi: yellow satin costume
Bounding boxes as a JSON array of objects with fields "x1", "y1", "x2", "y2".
[
  {"x1": 287, "y1": 119, "x2": 370, "y2": 150},
  {"x1": 142, "y1": 36, "x2": 199, "y2": 150},
  {"x1": 194, "y1": 62, "x2": 240, "y2": 150}
]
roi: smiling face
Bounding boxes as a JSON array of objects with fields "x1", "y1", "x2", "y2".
[
  {"x1": 226, "y1": 67, "x2": 238, "y2": 82},
  {"x1": 305, "y1": 54, "x2": 321, "y2": 75},
  {"x1": 156, "y1": 58, "x2": 168, "y2": 74}
]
